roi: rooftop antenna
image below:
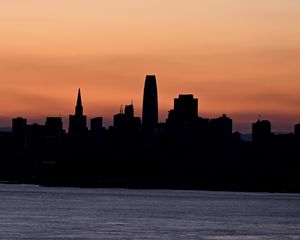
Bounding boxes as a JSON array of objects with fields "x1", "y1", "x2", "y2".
[
  {"x1": 258, "y1": 114, "x2": 261, "y2": 121},
  {"x1": 131, "y1": 99, "x2": 133, "y2": 105},
  {"x1": 120, "y1": 105, "x2": 123, "y2": 114}
]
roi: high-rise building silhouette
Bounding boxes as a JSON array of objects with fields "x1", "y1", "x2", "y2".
[
  {"x1": 174, "y1": 94, "x2": 198, "y2": 121},
  {"x1": 114, "y1": 103, "x2": 141, "y2": 131},
  {"x1": 69, "y1": 89, "x2": 87, "y2": 136},
  {"x1": 90, "y1": 117, "x2": 103, "y2": 133},
  {"x1": 252, "y1": 120, "x2": 272, "y2": 143},
  {"x1": 12, "y1": 117, "x2": 27, "y2": 135},
  {"x1": 26, "y1": 123, "x2": 46, "y2": 150},
  {"x1": 45, "y1": 117, "x2": 64, "y2": 146},
  {"x1": 45, "y1": 117, "x2": 63, "y2": 136},
  {"x1": 210, "y1": 114, "x2": 233, "y2": 141},
  {"x1": 165, "y1": 94, "x2": 210, "y2": 137},
  {"x1": 295, "y1": 123, "x2": 300, "y2": 138},
  {"x1": 142, "y1": 75, "x2": 158, "y2": 133},
  {"x1": 12, "y1": 117, "x2": 27, "y2": 148},
  {"x1": 166, "y1": 94, "x2": 198, "y2": 127},
  {"x1": 124, "y1": 104, "x2": 134, "y2": 118}
]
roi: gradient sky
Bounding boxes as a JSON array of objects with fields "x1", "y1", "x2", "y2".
[{"x1": 0, "y1": 0, "x2": 300, "y2": 132}]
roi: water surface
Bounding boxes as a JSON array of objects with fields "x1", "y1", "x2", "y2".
[{"x1": 0, "y1": 184, "x2": 299, "y2": 239}]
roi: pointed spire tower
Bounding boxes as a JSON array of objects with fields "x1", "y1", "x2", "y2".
[
  {"x1": 75, "y1": 88, "x2": 83, "y2": 116},
  {"x1": 69, "y1": 88, "x2": 87, "y2": 136}
]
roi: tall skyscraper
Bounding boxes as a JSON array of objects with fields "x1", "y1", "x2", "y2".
[
  {"x1": 69, "y1": 89, "x2": 87, "y2": 136},
  {"x1": 142, "y1": 75, "x2": 158, "y2": 133}
]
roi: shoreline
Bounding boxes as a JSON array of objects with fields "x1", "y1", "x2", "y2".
[{"x1": 1, "y1": 180, "x2": 299, "y2": 194}]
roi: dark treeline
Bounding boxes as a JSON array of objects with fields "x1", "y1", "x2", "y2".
[{"x1": 0, "y1": 75, "x2": 299, "y2": 192}]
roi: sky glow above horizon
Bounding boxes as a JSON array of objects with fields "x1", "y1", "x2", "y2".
[{"x1": 0, "y1": 1, "x2": 300, "y2": 132}]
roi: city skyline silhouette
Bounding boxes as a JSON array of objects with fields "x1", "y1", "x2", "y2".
[
  {"x1": 1, "y1": 2, "x2": 300, "y2": 239},
  {"x1": 0, "y1": 74, "x2": 299, "y2": 192},
  {"x1": 0, "y1": 74, "x2": 299, "y2": 134}
]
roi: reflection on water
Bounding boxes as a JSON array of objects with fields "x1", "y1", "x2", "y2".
[{"x1": 0, "y1": 184, "x2": 299, "y2": 239}]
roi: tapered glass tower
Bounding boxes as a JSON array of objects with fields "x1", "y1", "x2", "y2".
[{"x1": 142, "y1": 75, "x2": 158, "y2": 133}]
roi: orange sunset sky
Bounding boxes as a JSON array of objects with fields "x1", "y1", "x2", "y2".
[{"x1": 0, "y1": 0, "x2": 299, "y2": 132}]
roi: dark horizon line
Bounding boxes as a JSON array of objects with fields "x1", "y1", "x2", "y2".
[
  {"x1": 0, "y1": 116, "x2": 298, "y2": 134},
  {"x1": 0, "y1": 110, "x2": 298, "y2": 133}
]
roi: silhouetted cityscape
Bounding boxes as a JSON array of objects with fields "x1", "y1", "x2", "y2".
[{"x1": 0, "y1": 75, "x2": 299, "y2": 192}]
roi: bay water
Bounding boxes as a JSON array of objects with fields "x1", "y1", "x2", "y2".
[{"x1": 0, "y1": 184, "x2": 299, "y2": 239}]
